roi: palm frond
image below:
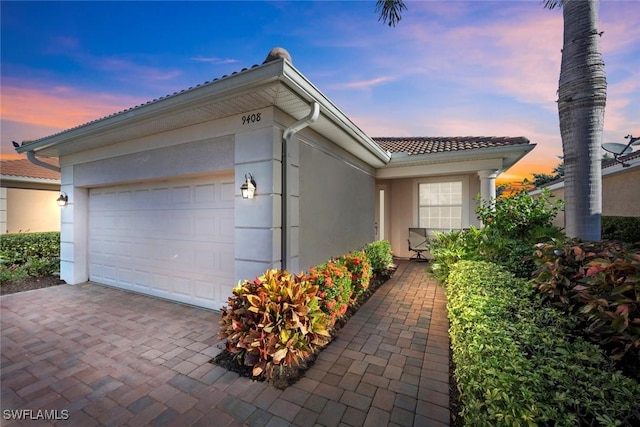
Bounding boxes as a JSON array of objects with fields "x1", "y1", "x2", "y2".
[
  {"x1": 376, "y1": 0, "x2": 407, "y2": 27},
  {"x1": 542, "y1": 0, "x2": 562, "y2": 9}
]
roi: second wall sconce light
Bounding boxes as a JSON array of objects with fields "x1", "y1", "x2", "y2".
[{"x1": 241, "y1": 173, "x2": 256, "y2": 199}]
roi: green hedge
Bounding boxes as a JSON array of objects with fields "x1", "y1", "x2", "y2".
[
  {"x1": 602, "y1": 216, "x2": 640, "y2": 243},
  {"x1": 0, "y1": 232, "x2": 60, "y2": 265},
  {"x1": 447, "y1": 260, "x2": 640, "y2": 426},
  {"x1": 0, "y1": 232, "x2": 60, "y2": 282}
]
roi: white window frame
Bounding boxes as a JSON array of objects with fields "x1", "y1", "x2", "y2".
[{"x1": 413, "y1": 175, "x2": 470, "y2": 236}]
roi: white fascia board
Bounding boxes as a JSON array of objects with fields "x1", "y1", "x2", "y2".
[
  {"x1": 16, "y1": 61, "x2": 286, "y2": 156},
  {"x1": 280, "y1": 63, "x2": 391, "y2": 166},
  {"x1": 381, "y1": 144, "x2": 535, "y2": 171},
  {"x1": 529, "y1": 180, "x2": 565, "y2": 195},
  {"x1": 602, "y1": 157, "x2": 640, "y2": 177},
  {"x1": 0, "y1": 175, "x2": 61, "y2": 185},
  {"x1": 377, "y1": 158, "x2": 504, "y2": 179}
]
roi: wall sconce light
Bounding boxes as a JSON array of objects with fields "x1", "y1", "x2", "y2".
[
  {"x1": 57, "y1": 192, "x2": 68, "y2": 207},
  {"x1": 241, "y1": 174, "x2": 256, "y2": 199}
]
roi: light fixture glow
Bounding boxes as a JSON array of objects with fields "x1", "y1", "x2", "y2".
[
  {"x1": 241, "y1": 174, "x2": 256, "y2": 199},
  {"x1": 57, "y1": 192, "x2": 68, "y2": 207}
]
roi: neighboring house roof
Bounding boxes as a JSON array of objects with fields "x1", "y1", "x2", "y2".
[
  {"x1": 602, "y1": 149, "x2": 640, "y2": 169},
  {"x1": 1, "y1": 159, "x2": 60, "y2": 189},
  {"x1": 373, "y1": 136, "x2": 530, "y2": 155},
  {"x1": 530, "y1": 149, "x2": 640, "y2": 194},
  {"x1": 1, "y1": 159, "x2": 60, "y2": 181}
]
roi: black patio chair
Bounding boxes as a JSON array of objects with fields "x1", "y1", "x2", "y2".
[{"x1": 408, "y1": 228, "x2": 429, "y2": 261}]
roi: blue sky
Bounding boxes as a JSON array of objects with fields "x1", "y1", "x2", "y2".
[{"x1": 2, "y1": 1, "x2": 639, "y2": 182}]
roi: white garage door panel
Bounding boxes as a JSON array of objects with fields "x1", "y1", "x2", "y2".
[{"x1": 89, "y1": 176, "x2": 234, "y2": 310}]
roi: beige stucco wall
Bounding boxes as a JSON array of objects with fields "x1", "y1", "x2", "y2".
[
  {"x1": 542, "y1": 167, "x2": 640, "y2": 229},
  {"x1": 383, "y1": 173, "x2": 482, "y2": 259},
  {"x1": 602, "y1": 168, "x2": 640, "y2": 217},
  {"x1": 5, "y1": 188, "x2": 61, "y2": 233}
]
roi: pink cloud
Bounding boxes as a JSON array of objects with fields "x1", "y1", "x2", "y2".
[
  {"x1": 331, "y1": 76, "x2": 397, "y2": 90},
  {"x1": 1, "y1": 81, "x2": 145, "y2": 130}
]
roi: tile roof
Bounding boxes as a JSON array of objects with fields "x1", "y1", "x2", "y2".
[
  {"x1": 0, "y1": 159, "x2": 60, "y2": 180},
  {"x1": 602, "y1": 149, "x2": 640, "y2": 169},
  {"x1": 372, "y1": 136, "x2": 530, "y2": 155},
  {"x1": 19, "y1": 64, "x2": 264, "y2": 147}
]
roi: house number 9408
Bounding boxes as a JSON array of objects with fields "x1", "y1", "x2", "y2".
[{"x1": 242, "y1": 113, "x2": 261, "y2": 125}]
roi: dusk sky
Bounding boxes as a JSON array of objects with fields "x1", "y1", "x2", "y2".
[{"x1": 1, "y1": 1, "x2": 639, "y2": 183}]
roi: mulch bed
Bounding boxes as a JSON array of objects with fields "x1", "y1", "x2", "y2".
[
  {"x1": 212, "y1": 265, "x2": 463, "y2": 424},
  {"x1": 211, "y1": 267, "x2": 397, "y2": 389},
  {"x1": 0, "y1": 276, "x2": 65, "y2": 296}
]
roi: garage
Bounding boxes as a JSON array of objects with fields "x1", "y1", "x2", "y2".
[{"x1": 88, "y1": 174, "x2": 235, "y2": 310}]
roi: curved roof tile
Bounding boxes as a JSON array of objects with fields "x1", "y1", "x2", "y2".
[{"x1": 372, "y1": 136, "x2": 530, "y2": 155}]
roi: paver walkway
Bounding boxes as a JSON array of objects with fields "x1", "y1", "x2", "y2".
[{"x1": 1, "y1": 260, "x2": 450, "y2": 426}]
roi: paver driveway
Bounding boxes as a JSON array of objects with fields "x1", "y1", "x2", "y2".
[{"x1": 1, "y1": 260, "x2": 450, "y2": 426}]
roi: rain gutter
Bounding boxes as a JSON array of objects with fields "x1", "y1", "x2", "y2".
[{"x1": 26, "y1": 151, "x2": 61, "y2": 173}]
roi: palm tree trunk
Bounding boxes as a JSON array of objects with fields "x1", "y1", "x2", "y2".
[{"x1": 558, "y1": 0, "x2": 606, "y2": 240}]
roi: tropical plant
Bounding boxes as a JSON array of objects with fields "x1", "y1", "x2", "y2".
[
  {"x1": 376, "y1": 0, "x2": 607, "y2": 241},
  {"x1": 306, "y1": 260, "x2": 353, "y2": 326},
  {"x1": 363, "y1": 240, "x2": 393, "y2": 275},
  {"x1": 340, "y1": 250, "x2": 372, "y2": 301},
  {"x1": 533, "y1": 239, "x2": 640, "y2": 364},
  {"x1": 476, "y1": 188, "x2": 565, "y2": 277},
  {"x1": 218, "y1": 269, "x2": 330, "y2": 380},
  {"x1": 427, "y1": 227, "x2": 483, "y2": 283}
]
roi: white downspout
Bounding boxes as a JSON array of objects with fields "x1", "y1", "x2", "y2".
[
  {"x1": 281, "y1": 102, "x2": 320, "y2": 270},
  {"x1": 26, "y1": 151, "x2": 61, "y2": 173}
]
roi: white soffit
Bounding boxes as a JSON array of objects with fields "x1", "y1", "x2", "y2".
[{"x1": 17, "y1": 59, "x2": 390, "y2": 168}]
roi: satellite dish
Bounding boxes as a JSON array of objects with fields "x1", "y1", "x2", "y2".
[{"x1": 602, "y1": 143, "x2": 633, "y2": 155}]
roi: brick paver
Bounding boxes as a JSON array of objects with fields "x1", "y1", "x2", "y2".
[{"x1": 0, "y1": 260, "x2": 449, "y2": 426}]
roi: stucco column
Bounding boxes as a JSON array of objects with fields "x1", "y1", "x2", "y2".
[
  {"x1": 234, "y1": 124, "x2": 282, "y2": 286},
  {"x1": 0, "y1": 187, "x2": 6, "y2": 234},
  {"x1": 477, "y1": 169, "x2": 499, "y2": 204},
  {"x1": 59, "y1": 165, "x2": 89, "y2": 284}
]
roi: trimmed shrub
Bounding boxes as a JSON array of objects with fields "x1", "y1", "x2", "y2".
[
  {"x1": 0, "y1": 232, "x2": 60, "y2": 283},
  {"x1": 340, "y1": 250, "x2": 372, "y2": 301},
  {"x1": 448, "y1": 260, "x2": 640, "y2": 426},
  {"x1": 306, "y1": 260, "x2": 353, "y2": 326},
  {"x1": 602, "y1": 216, "x2": 640, "y2": 243},
  {"x1": 218, "y1": 269, "x2": 330, "y2": 380},
  {"x1": 363, "y1": 240, "x2": 393, "y2": 275},
  {"x1": 0, "y1": 232, "x2": 60, "y2": 265}
]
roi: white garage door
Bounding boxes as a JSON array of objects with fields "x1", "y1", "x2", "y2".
[{"x1": 88, "y1": 175, "x2": 234, "y2": 310}]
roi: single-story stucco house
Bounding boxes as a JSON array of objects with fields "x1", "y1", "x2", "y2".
[
  {"x1": 14, "y1": 48, "x2": 534, "y2": 310},
  {"x1": 1, "y1": 158, "x2": 61, "y2": 234},
  {"x1": 530, "y1": 150, "x2": 640, "y2": 228}
]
